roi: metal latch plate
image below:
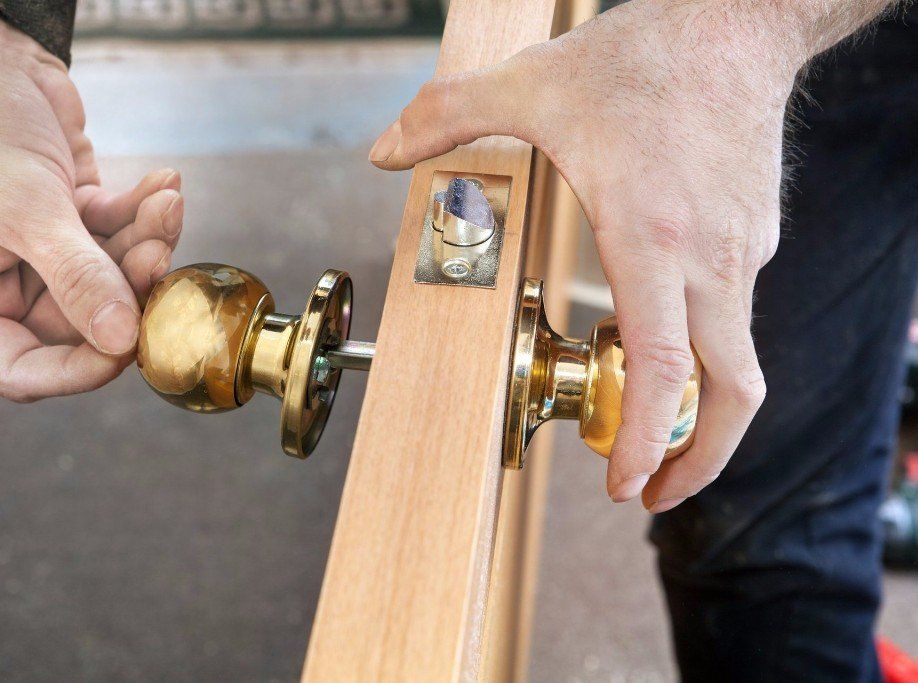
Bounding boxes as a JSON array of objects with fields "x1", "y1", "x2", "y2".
[{"x1": 413, "y1": 171, "x2": 511, "y2": 289}]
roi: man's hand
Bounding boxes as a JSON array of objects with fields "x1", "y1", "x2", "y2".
[
  {"x1": 0, "y1": 24, "x2": 184, "y2": 402},
  {"x1": 368, "y1": 0, "x2": 892, "y2": 511}
]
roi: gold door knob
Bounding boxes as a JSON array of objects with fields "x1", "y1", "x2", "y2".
[
  {"x1": 502, "y1": 278, "x2": 701, "y2": 469},
  {"x1": 137, "y1": 263, "x2": 374, "y2": 459},
  {"x1": 138, "y1": 266, "x2": 699, "y2": 467}
]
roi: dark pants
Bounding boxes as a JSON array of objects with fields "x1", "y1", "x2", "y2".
[{"x1": 650, "y1": 17, "x2": 918, "y2": 683}]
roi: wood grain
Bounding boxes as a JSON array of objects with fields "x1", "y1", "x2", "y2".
[
  {"x1": 477, "y1": 155, "x2": 583, "y2": 682},
  {"x1": 478, "y1": 5, "x2": 598, "y2": 680},
  {"x1": 301, "y1": 2, "x2": 558, "y2": 680}
]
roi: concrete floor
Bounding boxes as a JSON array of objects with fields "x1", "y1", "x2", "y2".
[{"x1": 0, "y1": 40, "x2": 914, "y2": 682}]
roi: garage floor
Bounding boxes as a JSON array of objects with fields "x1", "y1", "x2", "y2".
[{"x1": 0, "y1": 40, "x2": 913, "y2": 682}]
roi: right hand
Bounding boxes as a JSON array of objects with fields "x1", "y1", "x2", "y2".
[
  {"x1": 368, "y1": 0, "x2": 800, "y2": 511},
  {"x1": 0, "y1": 23, "x2": 185, "y2": 402}
]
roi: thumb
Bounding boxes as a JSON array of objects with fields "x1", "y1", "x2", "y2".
[
  {"x1": 26, "y1": 209, "x2": 141, "y2": 355},
  {"x1": 369, "y1": 51, "x2": 542, "y2": 170}
]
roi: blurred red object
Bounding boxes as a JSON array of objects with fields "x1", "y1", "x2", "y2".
[
  {"x1": 879, "y1": 637, "x2": 918, "y2": 683},
  {"x1": 907, "y1": 452, "x2": 918, "y2": 483}
]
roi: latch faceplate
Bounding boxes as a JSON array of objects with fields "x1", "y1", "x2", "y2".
[{"x1": 413, "y1": 171, "x2": 511, "y2": 289}]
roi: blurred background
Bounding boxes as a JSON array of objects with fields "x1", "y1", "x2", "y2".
[{"x1": 0, "y1": 1, "x2": 916, "y2": 680}]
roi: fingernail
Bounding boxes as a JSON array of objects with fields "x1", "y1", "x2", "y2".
[
  {"x1": 161, "y1": 168, "x2": 181, "y2": 190},
  {"x1": 150, "y1": 250, "x2": 172, "y2": 283},
  {"x1": 369, "y1": 120, "x2": 401, "y2": 163},
  {"x1": 163, "y1": 192, "x2": 183, "y2": 238},
  {"x1": 90, "y1": 300, "x2": 140, "y2": 355},
  {"x1": 611, "y1": 473, "x2": 650, "y2": 503},
  {"x1": 649, "y1": 497, "x2": 686, "y2": 514}
]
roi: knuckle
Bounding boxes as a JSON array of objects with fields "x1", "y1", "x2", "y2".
[
  {"x1": 415, "y1": 78, "x2": 449, "y2": 114},
  {"x1": 760, "y1": 223, "x2": 780, "y2": 266},
  {"x1": 691, "y1": 467, "x2": 723, "y2": 493},
  {"x1": 631, "y1": 422, "x2": 680, "y2": 451},
  {"x1": 50, "y1": 248, "x2": 107, "y2": 312},
  {"x1": 726, "y1": 367, "x2": 767, "y2": 411},
  {"x1": 677, "y1": 461, "x2": 729, "y2": 497},
  {"x1": 135, "y1": 191, "x2": 164, "y2": 226},
  {"x1": 704, "y1": 218, "x2": 779, "y2": 285},
  {"x1": 640, "y1": 215, "x2": 693, "y2": 254},
  {"x1": 631, "y1": 339, "x2": 696, "y2": 390},
  {"x1": 706, "y1": 225, "x2": 752, "y2": 285}
]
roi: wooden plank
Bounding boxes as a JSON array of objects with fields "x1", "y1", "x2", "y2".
[
  {"x1": 479, "y1": 5, "x2": 597, "y2": 680},
  {"x1": 301, "y1": 2, "x2": 558, "y2": 680},
  {"x1": 513, "y1": 171, "x2": 585, "y2": 682},
  {"x1": 478, "y1": 157, "x2": 581, "y2": 683}
]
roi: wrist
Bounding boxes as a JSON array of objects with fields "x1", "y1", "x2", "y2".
[
  {"x1": 717, "y1": 0, "x2": 895, "y2": 64},
  {"x1": 0, "y1": 19, "x2": 66, "y2": 72},
  {"x1": 657, "y1": 1, "x2": 806, "y2": 108}
]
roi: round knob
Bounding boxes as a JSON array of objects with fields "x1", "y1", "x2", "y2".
[
  {"x1": 579, "y1": 316, "x2": 700, "y2": 459},
  {"x1": 137, "y1": 264, "x2": 273, "y2": 412},
  {"x1": 137, "y1": 263, "x2": 356, "y2": 459},
  {"x1": 502, "y1": 278, "x2": 701, "y2": 469}
]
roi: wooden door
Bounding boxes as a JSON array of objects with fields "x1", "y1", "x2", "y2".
[{"x1": 302, "y1": 2, "x2": 595, "y2": 680}]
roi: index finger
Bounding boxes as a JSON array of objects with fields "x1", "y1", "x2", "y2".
[
  {"x1": 641, "y1": 283, "x2": 765, "y2": 513},
  {"x1": 606, "y1": 262, "x2": 695, "y2": 502}
]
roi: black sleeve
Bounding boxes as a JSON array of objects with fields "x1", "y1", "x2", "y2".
[{"x1": 0, "y1": 0, "x2": 76, "y2": 66}]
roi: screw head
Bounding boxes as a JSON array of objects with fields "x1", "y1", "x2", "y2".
[
  {"x1": 312, "y1": 355, "x2": 332, "y2": 384},
  {"x1": 441, "y1": 258, "x2": 471, "y2": 279}
]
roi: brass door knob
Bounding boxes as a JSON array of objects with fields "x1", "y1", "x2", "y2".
[
  {"x1": 137, "y1": 263, "x2": 374, "y2": 459},
  {"x1": 502, "y1": 278, "x2": 701, "y2": 469},
  {"x1": 137, "y1": 265, "x2": 700, "y2": 467}
]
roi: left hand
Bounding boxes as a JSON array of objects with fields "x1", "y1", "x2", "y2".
[{"x1": 0, "y1": 23, "x2": 185, "y2": 402}]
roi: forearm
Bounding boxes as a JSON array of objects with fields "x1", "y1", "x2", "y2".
[
  {"x1": 674, "y1": 0, "x2": 908, "y2": 94},
  {"x1": 770, "y1": 0, "x2": 906, "y2": 58}
]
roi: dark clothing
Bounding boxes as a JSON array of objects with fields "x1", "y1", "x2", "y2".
[
  {"x1": 0, "y1": 0, "x2": 74, "y2": 64},
  {"x1": 651, "y1": 15, "x2": 918, "y2": 683}
]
